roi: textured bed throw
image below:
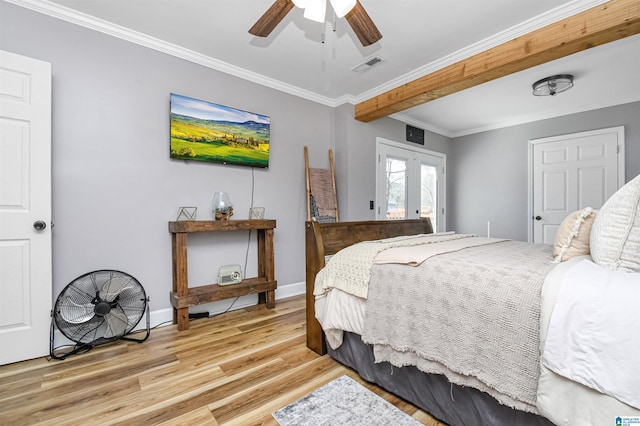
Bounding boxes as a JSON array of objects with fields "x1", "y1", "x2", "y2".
[
  {"x1": 314, "y1": 233, "x2": 483, "y2": 299},
  {"x1": 362, "y1": 241, "x2": 555, "y2": 414}
]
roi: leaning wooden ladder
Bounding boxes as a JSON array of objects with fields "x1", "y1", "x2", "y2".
[{"x1": 304, "y1": 146, "x2": 339, "y2": 222}]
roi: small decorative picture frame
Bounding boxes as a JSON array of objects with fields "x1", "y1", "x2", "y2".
[
  {"x1": 177, "y1": 206, "x2": 197, "y2": 221},
  {"x1": 249, "y1": 207, "x2": 265, "y2": 220}
]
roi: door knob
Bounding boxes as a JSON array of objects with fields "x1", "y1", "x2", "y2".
[
  {"x1": 33, "y1": 220, "x2": 47, "y2": 231},
  {"x1": 535, "y1": 216, "x2": 542, "y2": 221}
]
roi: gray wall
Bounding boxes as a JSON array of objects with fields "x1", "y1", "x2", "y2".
[
  {"x1": 0, "y1": 3, "x2": 334, "y2": 316},
  {"x1": 449, "y1": 101, "x2": 640, "y2": 241}
]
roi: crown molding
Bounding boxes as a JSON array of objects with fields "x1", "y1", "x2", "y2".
[
  {"x1": 396, "y1": 95, "x2": 640, "y2": 139},
  {"x1": 448, "y1": 95, "x2": 640, "y2": 138},
  {"x1": 4, "y1": 0, "x2": 339, "y2": 107}
]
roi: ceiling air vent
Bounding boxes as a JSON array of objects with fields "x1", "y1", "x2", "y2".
[{"x1": 351, "y1": 55, "x2": 386, "y2": 73}]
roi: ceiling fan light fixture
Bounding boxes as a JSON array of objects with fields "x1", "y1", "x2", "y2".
[
  {"x1": 303, "y1": 0, "x2": 327, "y2": 22},
  {"x1": 249, "y1": 0, "x2": 382, "y2": 46},
  {"x1": 329, "y1": 0, "x2": 356, "y2": 18},
  {"x1": 532, "y1": 74, "x2": 574, "y2": 96}
]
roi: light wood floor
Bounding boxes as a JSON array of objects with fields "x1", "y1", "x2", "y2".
[{"x1": 0, "y1": 295, "x2": 445, "y2": 426}]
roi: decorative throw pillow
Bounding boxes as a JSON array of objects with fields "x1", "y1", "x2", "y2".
[
  {"x1": 590, "y1": 174, "x2": 640, "y2": 272},
  {"x1": 553, "y1": 207, "x2": 596, "y2": 263}
]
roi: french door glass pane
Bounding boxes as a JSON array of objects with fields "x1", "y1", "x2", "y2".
[
  {"x1": 421, "y1": 164, "x2": 437, "y2": 229},
  {"x1": 385, "y1": 157, "x2": 407, "y2": 220}
]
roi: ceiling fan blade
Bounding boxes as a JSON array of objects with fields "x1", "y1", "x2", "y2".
[
  {"x1": 345, "y1": 0, "x2": 382, "y2": 46},
  {"x1": 249, "y1": 0, "x2": 295, "y2": 37}
]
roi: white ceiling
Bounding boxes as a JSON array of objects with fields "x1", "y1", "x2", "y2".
[{"x1": 12, "y1": 0, "x2": 640, "y2": 137}]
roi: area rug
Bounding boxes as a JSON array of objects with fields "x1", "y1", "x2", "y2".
[{"x1": 272, "y1": 375, "x2": 422, "y2": 425}]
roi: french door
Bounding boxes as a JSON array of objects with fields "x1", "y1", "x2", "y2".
[{"x1": 375, "y1": 138, "x2": 446, "y2": 232}]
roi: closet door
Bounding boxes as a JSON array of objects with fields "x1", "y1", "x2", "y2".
[
  {"x1": 529, "y1": 127, "x2": 623, "y2": 243},
  {"x1": 0, "y1": 50, "x2": 52, "y2": 365}
]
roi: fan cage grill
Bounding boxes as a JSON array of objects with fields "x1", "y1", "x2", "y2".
[{"x1": 54, "y1": 270, "x2": 147, "y2": 344}]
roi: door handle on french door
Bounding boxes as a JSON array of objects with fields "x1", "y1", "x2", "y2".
[
  {"x1": 33, "y1": 220, "x2": 47, "y2": 231},
  {"x1": 534, "y1": 216, "x2": 542, "y2": 221}
]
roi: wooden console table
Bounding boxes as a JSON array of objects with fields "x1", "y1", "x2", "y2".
[{"x1": 169, "y1": 219, "x2": 277, "y2": 331}]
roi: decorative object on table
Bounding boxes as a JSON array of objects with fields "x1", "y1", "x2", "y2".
[
  {"x1": 249, "y1": 207, "x2": 265, "y2": 220},
  {"x1": 50, "y1": 270, "x2": 150, "y2": 360},
  {"x1": 176, "y1": 206, "x2": 197, "y2": 221},
  {"x1": 218, "y1": 264, "x2": 243, "y2": 286},
  {"x1": 170, "y1": 93, "x2": 270, "y2": 168},
  {"x1": 272, "y1": 375, "x2": 421, "y2": 426},
  {"x1": 212, "y1": 192, "x2": 234, "y2": 220}
]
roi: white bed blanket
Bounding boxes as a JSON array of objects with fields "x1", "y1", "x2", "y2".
[
  {"x1": 315, "y1": 288, "x2": 366, "y2": 349},
  {"x1": 542, "y1": 259, "x2": 640, "y2": 409}
]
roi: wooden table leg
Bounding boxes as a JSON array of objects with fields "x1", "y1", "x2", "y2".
[
  {"x1": 172, "y1": 232, "x2": 190, "y2": 330},
  {"x1": 257, "y1": 228, "x2": 276, "y2": 308},
  {"x1": 265, "y1": 289, "x2": 275, "y2": 308}
]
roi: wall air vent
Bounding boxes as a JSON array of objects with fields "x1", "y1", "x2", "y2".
[{"x1": 351, "y1": 55, "x2": 386, "y2": 73}]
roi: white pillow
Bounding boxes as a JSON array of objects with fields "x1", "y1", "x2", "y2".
[
  {"x1": 553, "y1": 207, "x2": 596, "y2": 263},
  {"x1": 590, "y1": 174, "x2": 640, "y2": 272}
]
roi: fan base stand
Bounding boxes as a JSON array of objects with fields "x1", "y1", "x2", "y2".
[{"x1": 49, "y1": 297, "x2": 151, "y2": 361}]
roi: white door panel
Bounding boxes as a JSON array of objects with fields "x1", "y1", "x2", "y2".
[
  {"x1": 0, "y1": 50, "x2": 52, "y2": 365},
  {"x1": 530, "y1": 127, "x2": 624, "y2": 243}
]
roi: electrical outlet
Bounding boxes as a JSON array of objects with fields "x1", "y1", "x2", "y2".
[{"x1": 369, "y1": 200, "x2": 374, "y2": 210}]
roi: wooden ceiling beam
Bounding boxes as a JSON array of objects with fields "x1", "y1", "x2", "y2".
[{"x1": 355, "y1": 0, "x2": 640, "y2": 122}]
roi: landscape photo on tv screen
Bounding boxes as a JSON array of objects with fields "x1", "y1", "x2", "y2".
[{"x1": 170, "y1": 93, "x2": 270, "y2": 168}]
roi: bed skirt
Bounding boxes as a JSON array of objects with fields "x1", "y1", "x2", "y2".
[{"x1": 328, "y1": 331, "x2": 554, "y2": 426}]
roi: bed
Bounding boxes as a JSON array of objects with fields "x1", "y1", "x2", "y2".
[{"x1": 304, "y1": 175, "x2": 640, "y2": 426}]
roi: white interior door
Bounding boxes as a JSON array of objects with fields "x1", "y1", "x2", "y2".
[
  {"x1": 376, "y1": 138, "x2": 446, "y2": 232},
  {"x1": 529, "y1": 127, "x2": 624, "y2": 243},
  {"x1": 0, "y1": 50, "x2": 52, "y2": 365}
]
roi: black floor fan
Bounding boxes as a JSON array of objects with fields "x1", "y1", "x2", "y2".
[{"x1": 50, "y1": 270, "x2": 150, "y2": 360}]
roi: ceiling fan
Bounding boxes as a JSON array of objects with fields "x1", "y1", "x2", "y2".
[{"x1": 249, "y1": 0, "x2": 382, "y2": 47}]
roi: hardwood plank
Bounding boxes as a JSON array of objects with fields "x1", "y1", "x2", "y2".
[
  {"x1": 107, "y1": 358, "x2": 294, "y2": 425},
  {"x1": 0, "y1": 295, "x2": 444, "y2": 425},
  {"x1": 0, "y1": 376, "x2": 141, "y2": 425},
  {"x1": 157, "y1": 406, "x2": 219, "y2": 426},
  {"x1": 209, "y1": 356, "x2": 341, "y2": 423},
  {"x1": 355, "y1": 0, "x2": 640, "y2": 122},
  {"x1": 216, "y1": 334, "x2": 306, "y2": 375}
]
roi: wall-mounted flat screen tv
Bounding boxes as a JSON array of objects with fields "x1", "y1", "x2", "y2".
[{"x1": 170, "y1": 93, "x2": 270, "y2": 168}]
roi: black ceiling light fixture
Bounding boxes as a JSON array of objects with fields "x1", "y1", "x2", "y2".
[{"x1": 532, "y1": 74, "x2": 574, "y2": 96}]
